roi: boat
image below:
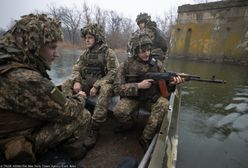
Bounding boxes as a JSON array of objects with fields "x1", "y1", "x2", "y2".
[
  {"x1": 78, "y1": 86, "x2": 182, "y2": 168},
  {"x1": 0, "y1": 85, "x2": 181, "y2": 167}
]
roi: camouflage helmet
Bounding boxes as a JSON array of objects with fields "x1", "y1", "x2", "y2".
[
  {"x1": 0, "y1": 13, "x2": 63, "y2": 68},
  {"x1": 81, "y1": 23, "x2": 106, "y2": 43},
  {"x1": 136, "y1": 12, "x2": 151, "y2": 25},
  {"x1": 130, "y1": 31, "x2": 152, "y2": 55}
]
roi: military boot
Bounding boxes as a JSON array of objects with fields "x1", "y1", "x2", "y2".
[
  {"x1": 4, "y1": 136, "x2": 36, "y2": 164},
  {"x1": 83, "y1": 121, "x2": 99, "y2": 149}
]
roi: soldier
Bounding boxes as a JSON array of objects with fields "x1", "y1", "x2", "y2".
[
  {"x1": 0, "y1": 14, "x2": 91, "y2": 163},
  {"x1": 113, "y1": 32, "x2": 183, "y2": 151},
  {"x1": 127, "y1": 12, "x2": 168, "y2": 62},
  {"x1": 62, "y1": 23, "x2": 119, "y2": 149}
]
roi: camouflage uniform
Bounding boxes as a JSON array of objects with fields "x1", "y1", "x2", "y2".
[
  {"x1": 0, "y1": 14, "x2": 90, "y2": 163},
  {"x1": 113, "y1": 33, "x2": 170, "y2": 147},
  {"x1": 127, "y1": 12, "x2": 168, "y2": 62},
  {"x1": 62, "y1": 24, "x2": 119, "y2": 148},
  {"x1": 70, "y1": 44, "x2": 118, "y2": 123}
]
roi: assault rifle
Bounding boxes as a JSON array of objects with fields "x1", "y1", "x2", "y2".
[{"x1": 126, "y1": 72, "x2": 226, "y2": 97}]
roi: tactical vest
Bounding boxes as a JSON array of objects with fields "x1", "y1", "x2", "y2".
[
  {"x1": 124, "y1": 57, "x2": 161, "y2": 102},
  {"x1": 80, "y1": 47, "x2": 107, "y2": 86}
]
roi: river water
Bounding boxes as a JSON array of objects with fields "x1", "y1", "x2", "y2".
[
  {"x1": 49, "y1": 49, "x2": 248, "y2": 168},
  {"x1": 167, "y1": 60, "x2": 248, "y2": 168}
]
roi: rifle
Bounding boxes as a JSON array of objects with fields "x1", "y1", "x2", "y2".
[{"x1": 126, "y1": 72, "x2": 226, "y2": 97}]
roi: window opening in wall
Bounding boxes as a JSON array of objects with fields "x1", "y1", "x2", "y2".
[{"x1": 183, "y1": 28, "x2": 192, "y2": 56}]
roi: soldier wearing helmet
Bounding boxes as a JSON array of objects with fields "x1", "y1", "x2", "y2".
[
  {"x1": 62, "y1": 23, "x2": 119, "y2": 149},
  {"x1": 0, "y1": 13, "x2": 91, "y2": 163},
  {"x1": 81, "y1": 23, "x2": 106, "y2": 44},
  {"x1": 113, "y1": 32, "x2": 183, "y2": 151},
  {"x1": 127, "y1": 12, "x2": 168, "y2": 62},
  {"x1": 136, "y1": 12, "x2": 151, "y2": 30}
]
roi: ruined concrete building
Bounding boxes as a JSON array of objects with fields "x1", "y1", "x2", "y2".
[{"x1": 170, "y1": 0, "x2": 248, "y2": 65}]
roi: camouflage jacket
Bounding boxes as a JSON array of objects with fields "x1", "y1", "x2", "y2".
[
  {"x1": 71, "y1": 44, "x2": 119, "y2": 90},
  {"x1": 113, "y1": 57, "x2": 165, "y2": 98},
  {"x1": 0, "y1": 57, "x2": 86, "y2": 131}
]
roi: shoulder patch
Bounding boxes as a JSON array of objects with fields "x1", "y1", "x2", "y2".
[{"x1": 49, "y1": 86, "x2": 66, "y2": 106}]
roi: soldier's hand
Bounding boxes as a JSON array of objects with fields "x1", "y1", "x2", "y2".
[
  {"x1": 90, "y1": 86, "x2": 98, "y2": 97},
  {"x1": 73, "y1": 82, "x2": 82, "y2": 93},
  {"x1": 137, "y1": 79, "x2": 154, "y2": 89},
  {"x1": 170, "y1": 76, "x2": 184, "y2": 85},
  {"x1": 78, "y1": 91, "x2": 87, "y2": 98}
]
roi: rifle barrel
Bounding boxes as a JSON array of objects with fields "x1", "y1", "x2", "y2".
[
  {"x1": 190, "y1": 78, "x2": 226, "y2": 84},
  {"x1": 126, "y1": 72, "x2": 226, "y2": 84},
  {"x1": 178, "y1": 74, "x2": 200, "y2": 79}
]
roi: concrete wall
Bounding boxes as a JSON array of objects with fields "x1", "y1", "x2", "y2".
[{"x1": 170, "y1": 0, "x2": 248, "y2": 65}]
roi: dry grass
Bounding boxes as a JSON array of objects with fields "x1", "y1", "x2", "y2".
[
  {"x1": 58, "y1": 42, "x2": 126, "y2": 52},
  {"x1": 58, "y1": 42, "x2": 83, "y2": 49},
  {"x1": 113, "y1": 48, "x2": 125, "y2": 53}
]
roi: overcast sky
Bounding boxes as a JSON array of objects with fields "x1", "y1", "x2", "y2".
[{"x1": 0, "y1": 0, "x2": 218, "y2": 29}]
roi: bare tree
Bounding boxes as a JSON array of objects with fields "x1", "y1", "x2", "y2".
[
  {"x1": 82, "y1": 2, "x2": 91, "y2": 25},
  {"x1": 48, "y1": 5, "x2": 82, "y2": 46},
  {"x1": 156, "y1": 14, "x2": 170, "y2": 33},
  {"x1": 6, "y1": 19, "x2": 16, "y2": 30},
  {"x1": 47, "y1": 5, "x2": 64, "y2": 21},
  {"x1": 93, "y1": 6, "x2": 108, "y2": 30},
  {"x1": 120, "y1": 18, "x2": 135, "y2": 48},
  {"x1": 44, "y1": 3, "x2": 147, "y2": 49},
  {"x1": 0, "y1": 28, "x2": 6, "y2": 37},
  {"x1": 64, "y1": 7, "x2": 82, "y2": 45},
  {"x1": 155, "y1": 8, "x2": 177, "y2": 41},
  {"x1": 107, "y1": 11, "x2": 123, "y2": 48},
  {"x1": 108, "y1": 11, "x2": 122, "y2": 33}
]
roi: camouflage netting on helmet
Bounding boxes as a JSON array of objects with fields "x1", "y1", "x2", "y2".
[
  {"x1": 81, "y1": 23, "x2": 106, "y2": 43},
  {"x1": 136, "y1": 12, "x2": 151, "y2": 24},
  {"x1": 0, "y1": 13, "x2": 63, "y2": 67},
  {"x1": 130, "y1": 31, "x2": 152, "y2": 56}
]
